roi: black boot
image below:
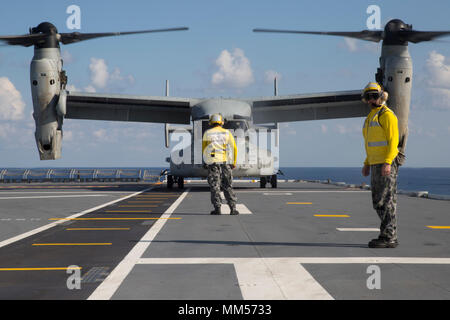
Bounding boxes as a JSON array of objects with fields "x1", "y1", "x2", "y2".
[
  {"x1": 210, "y1": 207, "x2": 221, "y2": 215},
  {"x1": 230, "y1": 206, "x2": 239, "y2": 215},
  {"x1": 368, "y1": 236, "x2": 398, "y2": 248}
]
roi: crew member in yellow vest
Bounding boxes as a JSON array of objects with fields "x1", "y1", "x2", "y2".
[
  {"x1": 202, "y1": 113, "x2": 238, "y2": 215},
  {"x1": 361, "y1": 82, "x2": 400, "y2": 248}
]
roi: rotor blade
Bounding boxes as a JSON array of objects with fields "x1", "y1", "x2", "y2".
[
  {"x1": 59, "y1": 27, "x2": 189, "y2": 44},
  {"x1": 0, "y1": 33, "x2": 47, "y2": 47},
  {"x1": 253, "y1": 28, "x2": 383, "y2": 42},
  {"x1": 399, "y1": 30, "x2": 450, "y2": 43}
]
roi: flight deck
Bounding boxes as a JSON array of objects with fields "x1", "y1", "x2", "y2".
[{"x1": 0, "y1": 180, "x2": 449, "y2": 300}]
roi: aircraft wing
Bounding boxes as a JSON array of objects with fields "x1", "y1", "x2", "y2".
[
  {"x1": 65, "y1": 91, "x2": 197, "y2": 124},
  {"x1": 248, "y1": 90, "x2": 370, "y2": 124}
]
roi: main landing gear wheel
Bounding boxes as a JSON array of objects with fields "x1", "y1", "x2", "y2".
[
  {"x1": 260, "y1": 176, "x2": 267, "y2": 188},
  {"x1": 167, "y1": 175, "x2": 174, "y2": 189},
  {"x1": 177, "y1": 177, "x2": 184, "y2": 189},
  {"x1": 270, "y1": 174, "x2": 277, "y2": 188}
]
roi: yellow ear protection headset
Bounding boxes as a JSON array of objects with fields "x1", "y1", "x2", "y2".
[{"x1": 361, "y1": 82, "x2": 388, "y2": 104}]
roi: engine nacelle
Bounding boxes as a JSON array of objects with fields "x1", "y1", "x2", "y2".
[{"x1": 30, "y1": 49, "x2": 64, "y2": 160}]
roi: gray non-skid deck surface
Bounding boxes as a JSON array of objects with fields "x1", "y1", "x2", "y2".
[
  {"x1": 0, "y1": 181, "x2": 448, "y2": 300},
  {"x1": 113, "y1": 181, "x2": 450, "y2": 300}
]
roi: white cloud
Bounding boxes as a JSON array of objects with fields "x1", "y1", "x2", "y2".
[
  {"x1": 84, "y1": 85, "x2": 97, "y2": 93},
  {"x1": 89, "y1": 58, "x2": 109, "y2": 89},
  {"x1": 420, "y1": 50, "x2": 450, "y2": 110},
  {"x1": 93, "y1": 128, "x2": 108, "y2": 141},
  {"x1": 0, "y1": 123, "x2": 17, "y2": 139},
  {"x1": 335, "y1": 123, "x2": 360, "y2": 135},
  {"x1": 339, "y1": 38, "x2": 379, "y2": 53},
  {"x1": 61, "y1": 50, "x2": 74, "y2": 64},
  {"x1": 88, "y1": 58, "x2": 135, "y2": 91},
  {"x1": 212, "y1": 48, "x2": 254, "y2": 89},
  {"x1": 0, "y1": 77, "x2": 25, "y2": 120},
  {"x1": 344, "y1": 38, "x2": 358, "y2": 52}
]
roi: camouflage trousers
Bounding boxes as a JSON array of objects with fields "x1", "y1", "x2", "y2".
[
  {"x1": 370, "y1": 159, "x2": 399, "y2": 241},
  {"x1": 207, "y1": 163, "x2": 237, "y2": 210}
]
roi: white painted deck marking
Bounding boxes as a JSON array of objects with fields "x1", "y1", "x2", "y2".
[
  {"x1": 337, "y1": 228, "x2": 380, "y2": 232},
  {"x1": 88, "y1": 189, "x2": 190, "y2": 300},
  {"x1": 0, "y1": 187, "x2": 154, "y2": 249},
  {"x1": 136, "y1": 257, "x2": 332, "y2": 300},
  {"x1": 136, "y1": 257, "x2": 450, "y2": 300},
  {"x1": 219, "y1": 192, "x2": 252, "y2": 214},
  {"x1": 220, "y1": 204, "x2": 251, "y2": 214}
]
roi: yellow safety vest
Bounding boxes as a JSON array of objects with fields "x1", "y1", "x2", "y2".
[
  {"x1": 202, "y1": 126, "x2": 237, "y2": 165},
  {"x1": 362, "y1": 104, "x2": 399, "y2": 165}
]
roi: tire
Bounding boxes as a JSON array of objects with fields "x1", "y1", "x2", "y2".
[
  {"x1": 167, "y1": 175, "x2": 174, "y2": 189},
  {"x1": 178, "y1": 177, "x2": 184, "y2": 189},
  {"x1": 270, "y1": 174, "x2": 277, "y2": 188},
  {"x1": 260, "y1": 176, "x2": 267, "y2": 188}
]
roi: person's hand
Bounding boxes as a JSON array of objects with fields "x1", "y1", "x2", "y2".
[
  {"x1": 362, "y1": 165, "x2": 370, "y2": 177},
  {"x1": 381, "y1": 163, "x2": 391, "y2": 177},
  {"x1": 230, "y1": 164, "x2": 236, "y2": 169}
]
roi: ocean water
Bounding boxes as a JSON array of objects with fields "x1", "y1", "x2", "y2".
[
  {"x1": 278, "y1": 167, "x2": 450, "y2": 196},
  {"x1": 1, "y1": 167, "x2": 450, "y2": 196}
]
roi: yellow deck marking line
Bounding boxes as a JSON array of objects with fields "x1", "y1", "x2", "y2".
[
  {"x1": 105, "y1": 210, "x2": 152, "y2": 213},
  {"x1": 0, "y1": 186, "x2": 155, "y2": 250},
  {"x1": 130, "y1": 198, "x2": 169, "y2": 200},
  {"x1": 32, "y1": 243, "x2": 112, "y2": 246},
  {"x1": 427, "y1": 226, "x2": 450, "y2": 229},
  {"x1": 314, "y1": 214, "x2": 350, "y2": 218},
  {"x1": 50, "y1": 217, "x2": 181, "y2": 220},
  {"x1": 0, "y1": 267, "x2": 82, "y2": 271},
  {"x1": 119, "y1": 205, "x2": 159, "y2": 207},
  {"x1": 66, "y1": 228, "x2": 130, "y2": 231},
  {"x1": 287, "y1": 202, "x2": 313, "y2": 204}
]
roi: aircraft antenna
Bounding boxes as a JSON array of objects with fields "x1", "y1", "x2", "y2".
[{"x1": 274, "y1": 77, "x2": 278, "y2": 96}]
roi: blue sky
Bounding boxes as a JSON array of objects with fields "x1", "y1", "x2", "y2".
[{"x1": 1, "y1": 0, "x2": 450, "y2": 167}]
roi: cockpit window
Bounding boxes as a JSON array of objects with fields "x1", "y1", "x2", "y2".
[{"x1": 223, "y1": 120, "x2": 248, "y2": 131}]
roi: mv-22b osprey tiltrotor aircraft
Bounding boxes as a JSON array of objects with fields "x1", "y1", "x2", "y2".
[{"x1": 1, "y1": 20, "x2": 450, "y2": 189}]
